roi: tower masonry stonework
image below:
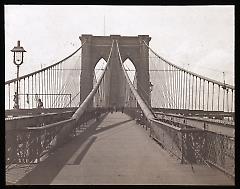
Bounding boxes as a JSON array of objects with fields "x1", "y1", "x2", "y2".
[{"x1": 79, "y1": 34, "x2": 151, "y2": 107}]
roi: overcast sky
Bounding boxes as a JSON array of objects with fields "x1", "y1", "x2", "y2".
[{"x1": 5, "y1": 5, "x2": 234, "y2": 85}]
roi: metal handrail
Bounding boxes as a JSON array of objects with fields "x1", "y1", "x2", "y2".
[{"x1": 25, "y1": 118, "x2": 74, "y2": 131}]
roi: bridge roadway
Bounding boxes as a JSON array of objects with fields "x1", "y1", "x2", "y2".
[{"x1": 17, "y1": 112, "x2": 233, "y2": 185}]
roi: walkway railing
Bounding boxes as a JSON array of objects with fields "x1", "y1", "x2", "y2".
[
  {"x1": 5, "y1": 107, "x2": 77, "y2": 118},
  {"x1": 6, "y1": 111, "x2": 74, "y2": 165},
  {"x1": 149, "y1": 118, "x2": 234, "y2": 178},
  {"x1": 5, "y1": 108, "x2": 109, "y2": 167}
]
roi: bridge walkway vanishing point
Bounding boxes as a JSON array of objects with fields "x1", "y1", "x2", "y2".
[{"x1": 16, "y1": 112, "x2": 233, "y2": 185}]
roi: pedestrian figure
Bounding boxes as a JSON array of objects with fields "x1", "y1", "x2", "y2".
[
  {"x1": 13, "y1": 92, "x2": 19, "y2": 109},
  {"x1": 95, "y1": 109, "x2": 100, "y2": 121},
  {"x1": 26, "y1": 94, "x2": 29, "y2": 104},
  {"x1": 121, "y1": 106, "x2": 124, "y2": 113},
  {"x1": 37, "y1": 98, "x2": 43, "y2": 109}
]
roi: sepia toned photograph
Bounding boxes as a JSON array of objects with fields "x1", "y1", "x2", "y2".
[{"x1": 5, "y1": 5, "x2": 234, "y2": 185}]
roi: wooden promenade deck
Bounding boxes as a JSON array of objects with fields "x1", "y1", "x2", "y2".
[{"x1": 14, "y1": 112, "x2": 234, "y2": 185}]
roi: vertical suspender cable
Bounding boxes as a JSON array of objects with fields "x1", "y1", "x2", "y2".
[
  {"x1": 178, "y1": 69, "x2": 180, "y2": 109},
  {"x1": 44, "y1": 71, "x2": 46, "y2": 108},
  {"x1": 188, "y1": 74, "x2": 191, "y2": 110},
  {"x1": 58, "y1": 66, "x2": 61, "y2": 107},
  {"x1": 207, "y1": 81, "x2": 209, "y2": 111},
  {"x1": 170, "y1": 65, "x2": 174, "y2": 108},
  {"x1": 35, "y1": 74, "x2": 37, "y2": 99},
  {"x1": 51, "y1": 68, "x2": 53, "y2": 108},
  {"x1": 183, "y1": 72, "x2": 187, "y2": 109},
  {"x1": 54, "y1": 66, "x2": 57, "y2": 107},
  {"x1": 180, "y1": 71, "x2": 183, "y2": 109},
  {"x1": 48, "y1": 68, "x2": 51, "y2": 108},
  {"x1": 24, "y1": 78, "x2": 25, "y2": 109},
  {"x1": 50, "y1": 68, "x2": 52, "y2": 108},
  {"x1": 212, "y1": 83, "x2": 214, "y2": 111},
  {"x1": 202, "y1": 79, "x2": 205, "y2": 111},
  {"x1": 31, "y1": 76, "x2": 33, "y2": 108},
  {"x1": 231, "y1": 89, "x2": 233, "y2": 113},
  {"x1": 52, "y1": 66, "x2": 55, "y2": 107},
  {"x1": 163, "y1": 61, "x2": 167, "y2": 108},
  {"x1": 38, "y1": 73, "x2": 40, "y2": 101},
  {"x1": 185, "y1": 72, "x2": 188, "y2": 109},
  {"x1": 191, "y1": 75, "x2": 194, "y2": 110},
  {"x1": 47, "y1": 70, "x2": 49, "y2": 108},
  {"x1": 28, "y1": 77, "x2": 30, "y2": 109},
  {"x1": 226, "y1": 89, "x2": 229, "y2": 120},
  {"x1": 8, "y1": 84, "x2": 10, "y2": 109},
  {"x1": 49, "y1": 68, "x2": 52, "y2": 108},
  {"x1": 199, "y1": 78, "x2": 201, "y2": 110},
  {"x1": 56, "y1": 65, "x2": 59, "y2": 108},
  {"x1": 18, "y1": 80, "x2": 21, "y2": 108},
  {"x1": 168, "y1": 64, "x2": 171, "y2": 108},
  {"x1": 183, "y1": 71, "x2": 185, "y2": 109},
  {"x1": 174, "y1": 67, "x2": 177, "y2": 108},
  {"x1": 167, "y1": 64, "x2": 171, "y2": 108},
  {"x1": 41, "y1": 71, "x2": 44, "y2": 107},
  {"x1": 195, "y1": 77, "x2": 197, "y2": 110},
  {"x1": 19, "y1": 79, "x2": 21, "y2": 108},
  {"x1": 223, "y1": 88, "x2": 225, "y2": 112},
  {"x1": 172, "y1": 67, "x2": 175, "y2": 108},
  {"x1": 217, "y1": 85, "x2": 220, "y2": 111}
]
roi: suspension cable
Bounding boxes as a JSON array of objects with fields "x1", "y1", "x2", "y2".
[
  {"x1": 116, "y1": 40, "x2": 155, "y2": 120},
  {"x1": 142, "y1": 40, "x2": 234, "y2": 90},
  {"x1": 72, "y1": 40, "x2": 114, "y2": 121}
]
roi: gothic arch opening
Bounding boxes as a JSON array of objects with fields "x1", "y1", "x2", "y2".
[
  {"x1": 123, "y1": 58, "x2": 136, "y2": 85},
  {"x1": 94, "y1": 58, "x2": 107, "y2": 83},
  {"x1": 93, "y1": 58, "x2": 107, "y2": 107}
]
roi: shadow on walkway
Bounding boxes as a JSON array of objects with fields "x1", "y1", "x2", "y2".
[{"x1": 17, "y1": 113, "x2": 132, "y2": 185}]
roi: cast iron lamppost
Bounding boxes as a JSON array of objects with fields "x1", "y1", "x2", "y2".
[{"x1": 11, "y1": 40, "x2": 26, "y2": 109}]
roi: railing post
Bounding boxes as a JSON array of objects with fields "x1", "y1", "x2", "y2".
[
  {"x1": 9, "y1": 128, "x2": 18, "y2": 164},
  {"x1": 36, "y1": 131, "x2": 41, "y2": 163},
  {"x1": 181, "y1": 130, "x2": 185, "y2": 164},
  {"x1": 149, "y1": 120, "x2": 152, "y2": 137}
]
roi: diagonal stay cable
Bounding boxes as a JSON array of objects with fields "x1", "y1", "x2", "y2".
[
  {"x1": 72, "y1": 40, "x2": 114, "y2": 121},
  {"x1": 116, "y1": 40, "x2": 155, "y2": 120}
]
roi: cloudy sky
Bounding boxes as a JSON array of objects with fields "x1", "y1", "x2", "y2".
[{"x1": 5, "y1": 5, "x2": 234, "y2": 85}]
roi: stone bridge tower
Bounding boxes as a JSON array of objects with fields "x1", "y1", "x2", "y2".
[{"x1": 79, "y1": 34, "x2": 151, "y2": 108}]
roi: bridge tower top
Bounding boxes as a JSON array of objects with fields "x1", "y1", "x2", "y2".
[
  {"x1": 79, "y1": 34, "x2": 151, "y2": 107},
  {"x1": 79, "y1": 34, "x2": 151, "y2": 45}
]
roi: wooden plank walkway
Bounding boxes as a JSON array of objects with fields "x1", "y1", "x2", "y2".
[{"x1": 16, "y1": 112, "x2": 234, "y2": 185}]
